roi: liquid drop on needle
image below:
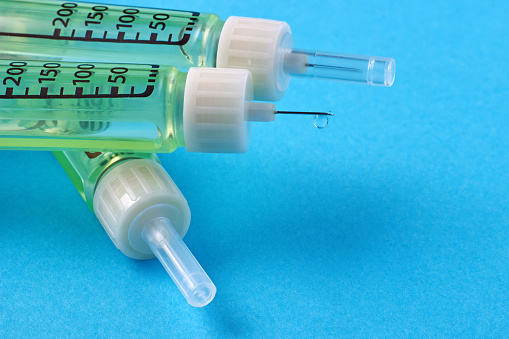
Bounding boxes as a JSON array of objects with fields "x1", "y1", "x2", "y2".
[{"x1": 314, "y1": 114, "x2": 329, "y2": 129}]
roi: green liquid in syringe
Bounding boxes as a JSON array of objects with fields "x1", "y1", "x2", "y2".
[
  {"x1": 0, "y1": 59, "x2": 186, "y2": 152},
  {"x1": 0, "y1": 0, "x2": 222, "y2": 68}
]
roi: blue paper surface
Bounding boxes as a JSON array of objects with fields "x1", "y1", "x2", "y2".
[{"x1": 1, "y1": 0, "x2": 508, "y2": 337}]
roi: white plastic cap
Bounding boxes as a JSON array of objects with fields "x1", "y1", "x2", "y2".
[
  {"x1": 216, "y1": 16, "x2": 293, "y2": 101},
  {"x1": 183, "y1": 67, "x2": 254, "y2": 153},
  {"x1": 93, "y1": 159, "x2": 191, "y2": 260}
]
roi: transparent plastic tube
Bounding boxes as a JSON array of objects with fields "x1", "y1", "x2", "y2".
[
  {"x1": 142, "y1": 218, "x2": 216, "y2": 307},
  {"x1": 285, "y1": 49, "x2": 395, "y2": 87}
]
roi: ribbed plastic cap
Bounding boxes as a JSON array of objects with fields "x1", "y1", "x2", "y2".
[
  {"x1": 93, "y1": 159, "x2": 191, "y2": 260},
  {"x1": 183, "y1": 67, "x2": 253, "y2": 153},
  {"x1": 216, "y1": 16, "x2": 293, "y2": 101}
]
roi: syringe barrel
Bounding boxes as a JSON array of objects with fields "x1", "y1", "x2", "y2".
[
  {"x1": 0, "y1": 0, "x2": 223, "y2": 67},
  {"x1": 0, "y1": 59, "x2": 187, "y2": 152},
  {"x1": 285, "y1": 49, "x2": 395, "y2": 87},
  {"x1": 53, "y1": 151, "x2": 157, "y2": 210}
]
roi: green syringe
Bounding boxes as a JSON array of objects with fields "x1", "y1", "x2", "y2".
[
  {"x1": 0, "y1": 0, "x2": 395, "y2": 101},
  {"x1": 0, "y1": 59, "x2": 331, "y2": 152}
]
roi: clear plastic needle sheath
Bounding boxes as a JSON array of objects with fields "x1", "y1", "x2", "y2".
[
  {"x1": 284, "y1": 49, "x2": 395, "y2": 87},
  {"x1": 142, "y1": 217, "x2": 216, "y2": 307}
]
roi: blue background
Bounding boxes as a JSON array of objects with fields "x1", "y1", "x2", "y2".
[{"x1": 1, "y1": 0, "x2": 508, "y2": 337}]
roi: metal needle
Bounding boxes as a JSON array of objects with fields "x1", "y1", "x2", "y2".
[{"x1": 275, "y1": 111, "x2": 334, "y2": 116}]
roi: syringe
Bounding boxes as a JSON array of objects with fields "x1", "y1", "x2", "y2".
[
  {"x1": 53, "y1": 150, "x2": 216, "y2": 307},
  {"x1": 0, "y1": 0, "x2": 395, "y2": 101},
  {"x1": 0, "y1": 59, "x2": 331, "y2": 153}
]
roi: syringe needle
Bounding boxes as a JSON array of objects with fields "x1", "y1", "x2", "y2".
[
  {"x1": 275, "y1": 111, "x2": 334, "y2": 116},
  {"x1": 247, "y1": 102, "x2": 334, "y2": 123}
]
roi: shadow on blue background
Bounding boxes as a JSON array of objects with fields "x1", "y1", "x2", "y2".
[{"x1": 1, "y1": 0, "x2": 508, "y2": 337}]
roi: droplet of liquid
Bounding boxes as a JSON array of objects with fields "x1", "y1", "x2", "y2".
[{"x1": 313, "y1": 114, "x2": 328, "y2": 129}]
